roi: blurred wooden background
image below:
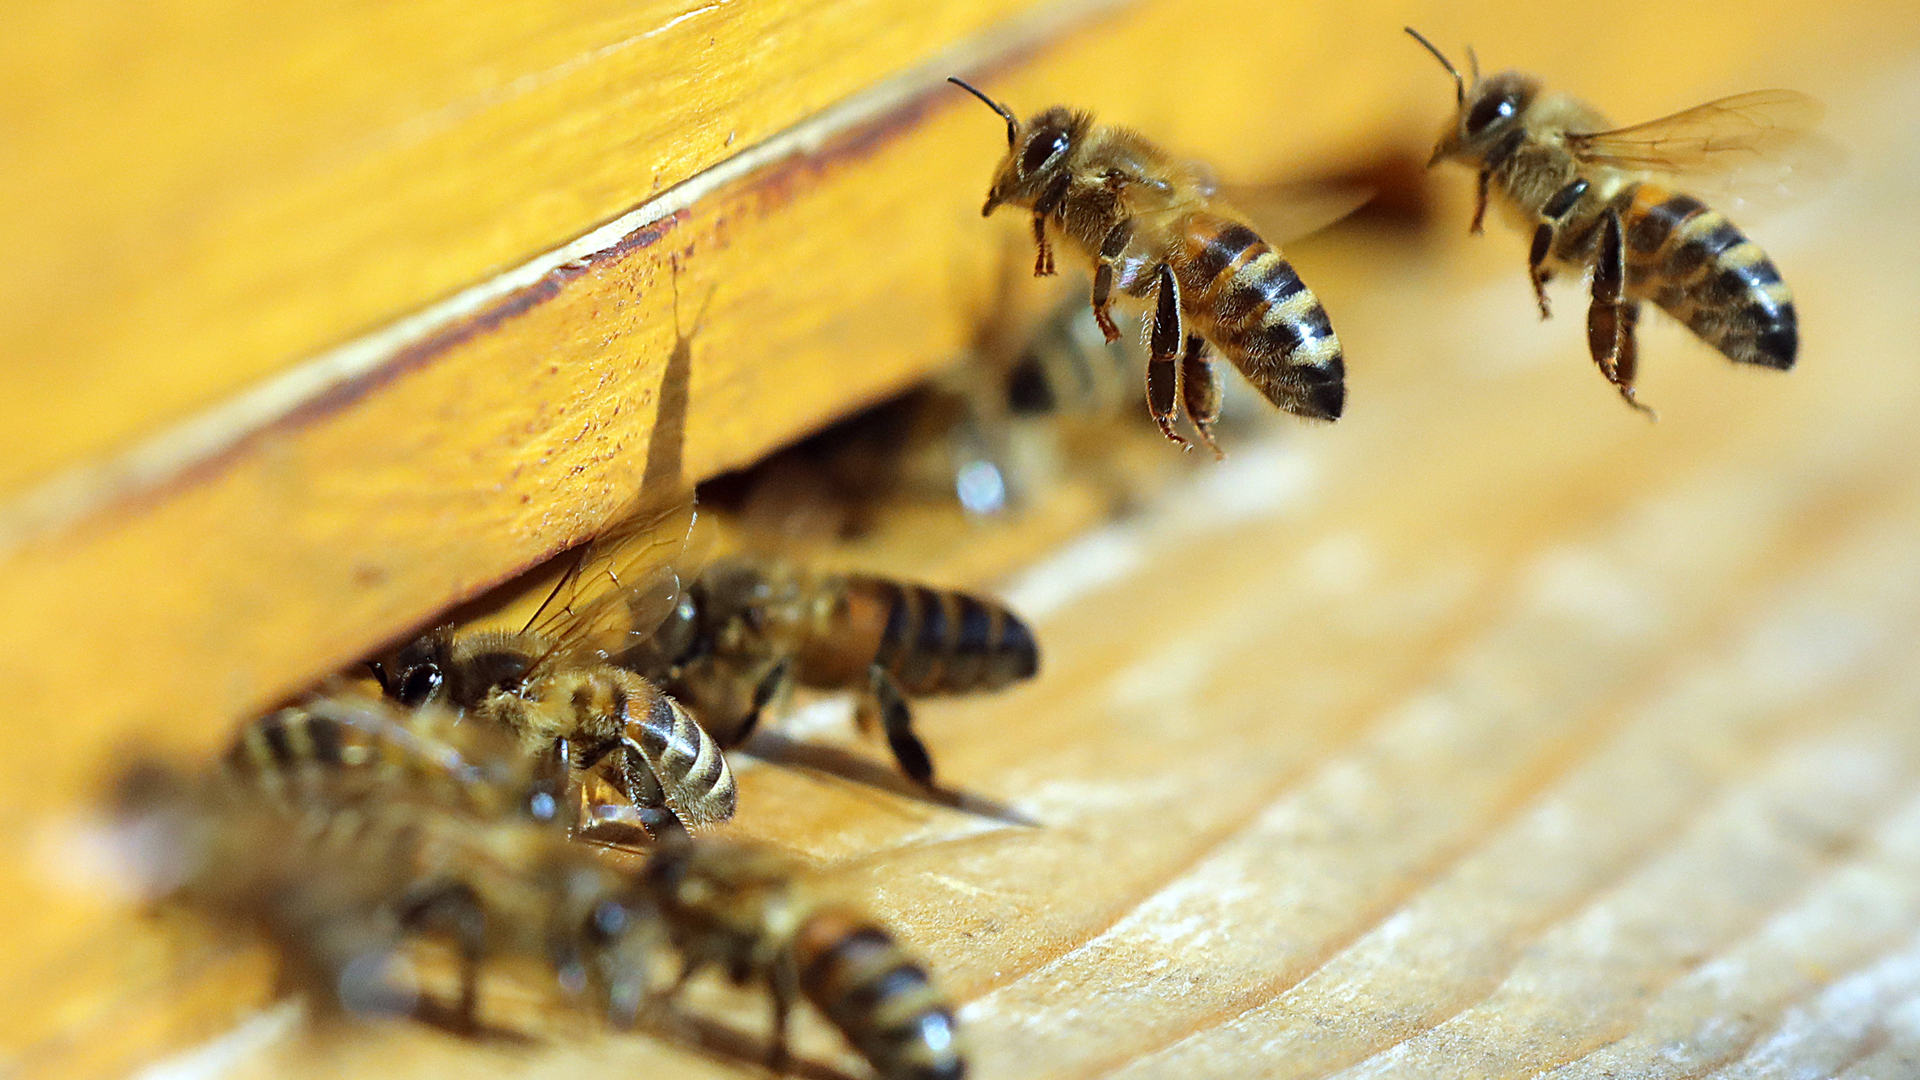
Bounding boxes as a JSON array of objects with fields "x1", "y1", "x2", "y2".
[{"x1": 5, "y1": 0, "x2": 1920, "y2": 1076}]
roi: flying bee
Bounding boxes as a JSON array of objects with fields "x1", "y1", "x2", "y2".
[
  {"x1": 374, "y1": 495, "x2": 735, "y2": 845},
  {"x1": 111, "y1": 757, "x2": 668, "y2": 1035},
  {"x1": 1407, "y1": 28, "x2": 1821, "y2": 413},
  {"x1": 620, "y1": 556, "x2": 1039, "y2": 786},
  {"x1": 641, "y1": 836, "x2": 965, "y2": 1080},
  {"x1": 948, "y1": 78, "x2": 1347, "y2": 456}
]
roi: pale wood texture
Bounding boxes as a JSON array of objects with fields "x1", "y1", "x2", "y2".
[{"x1": 6, "y1": 1, "x2": 1920, "y2": 1078}]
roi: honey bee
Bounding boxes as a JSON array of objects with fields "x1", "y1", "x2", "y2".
[
  {"x1": 112, "y1": 757, "x2": 667, "y2": 1033},
  {"x1": 373, "y1": 496, "x2": 735, "y2": 845},
  {"x1": 1407, "y1": 28, "x2": 1820, "y2": 413},
  {"x1": 641, "y1": 836, "x2": 965, "y2": 1080},
  {"x1": 621, "y1": 556, "x2": 1040, "y2": 786},
  {"x1": 221, "y1": 689, "x2": 577, "y2": 829},
  {"x1": 948, "y1": 78, "x2": 1346, "y2": 455}
]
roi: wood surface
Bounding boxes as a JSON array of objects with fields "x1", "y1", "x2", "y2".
[{"x1": 6, "y1": 0, "x2": 1920, "y2": 1077}]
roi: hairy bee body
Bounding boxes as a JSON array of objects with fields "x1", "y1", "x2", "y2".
[
  {"x1": 1412, "y1": 30, "x2": 1808, "y2": 410},
  {"x1": 628, "y1": 557, "x2": 1038, "y2": 783},
  {"x1": 1614, "y1": 183, "x2": 1795, "y2": 368},
  {"x1": 222, "y1": 693, "x2": 536, "y2": 821},
  {"x1": 114, "y1": 758, "x2": 664, "y2": 1029},
  {"x1": 952, "y1": 83, "x2": 1345, "y2": 452},
  {"x1": 386, "y1": 627, "x2": 736, "y2": 840},
  {"x1": 642, "y1": 839, "x2": 965, "y2": 1080},
  {"x1": 791, "y1": 571, "x2": 1039, "y2": 697}
]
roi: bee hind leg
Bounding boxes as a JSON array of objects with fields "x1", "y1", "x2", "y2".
[
  {"x1": 1586, "y1": 210, "x2": 1656, "y2": 419},
  {"x1": 1179, "y1": 335, "x2": 1225, "y2": 460},
  {"x1": 866, "y1": 664, "x2": 936, "y2": 785},
  {"x1": 1144, "y1": 263, "x2": 1191, "y2": 449}
]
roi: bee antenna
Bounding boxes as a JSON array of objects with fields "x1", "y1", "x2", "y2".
[
  {"x1": 947, "y1": 77, "x2": 1019, "y2": 149},
  {"x1": 1404, "y1": 27, "x2": 1465, "y2": 107},
  {"x1": 1466, "y1": 45, "x2": 1481, "y2": 83}
]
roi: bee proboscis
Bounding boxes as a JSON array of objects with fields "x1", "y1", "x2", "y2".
[
  {"x1": 949, "y1": 77, "x2": 1347, "y2": 456},
  {"x1": 1407, "y1": 27, "x2": 1821, "y2": 413}
]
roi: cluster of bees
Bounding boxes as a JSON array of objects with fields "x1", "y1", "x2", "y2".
[{"x1": 100, "y1": 28, "x2": 1823, "y2": 1080}]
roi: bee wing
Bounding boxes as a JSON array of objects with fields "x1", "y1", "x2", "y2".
[
  {"x1": 1215, "y1": 180, "x2": 1378, "y2": 246},
  {"x1": 522, "y1": 490, "x2": 698, "y2": 676},
  {"x1": 1569, "y1": 90, "x2": 1837, "y2": 210}
]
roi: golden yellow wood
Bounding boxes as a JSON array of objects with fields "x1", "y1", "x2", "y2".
[{"x1": 4, "y1": 1, "x2": 1920, "y2": 1078}]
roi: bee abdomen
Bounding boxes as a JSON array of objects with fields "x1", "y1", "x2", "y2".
[
  {"x1": 1176, "y1": 216, "x2": 1344, "y2": 420},
  {"x1": 796, "y1": 912, "x2": 965, "y2": 1080},
  {"x1": 223, "y1": 705, "x2": 368, "y2": 805},
  {"x1": 1621, "y1": 184, "x2": 1797, "y2": 370},
  {"x1": 862, "y1": 578, "x2": 1039, "y2": 696},
  {"x1": 625, "y1": 687, "x2": 737, "y2": 826}
]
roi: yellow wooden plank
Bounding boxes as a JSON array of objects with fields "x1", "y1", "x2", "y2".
[
  {"x1": 0, "y1": 0, "x2": 1068, "y2": 492},
  {"x1": 4, "y1": 5, "x2": 1919, "y2": 1077},
  {"x1": 12, "y1": 55, "x2": 1920, "y2": 1073}
]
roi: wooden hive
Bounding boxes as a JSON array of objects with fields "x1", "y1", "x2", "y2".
[{"x1": 5, "y1": 0, "x2": 1920, "y2": 1077}]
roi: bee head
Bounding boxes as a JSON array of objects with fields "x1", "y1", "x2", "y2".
[
  {"x1": 948, "y1": 79, "x2": 1086, "y2": 216},
  {"x1": 1405, "y1": 29, "x2": 1537, "y2": 167},
  {"x1": 380, "y1": 635, "x2": 449, "y2": 706}
]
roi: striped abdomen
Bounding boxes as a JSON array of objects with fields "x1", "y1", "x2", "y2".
[
  {"x1": 795, "y1": 910, "x2": 965, "y2": 1080},
  {"x1": 571, "y1": 669, "x2": 737, "y2": 828},
  {"x1": 799, "y1": 576, "x2": 1039, "y2": 696},
  {"x1": 1171, "y1": 213, "x2": 1345, "y2": 420},
  {"x1": 1617, "y1": 184, "x2": 1796, "y2": 369},
  {"x1": 224, "y1": 697, "x2": 499, "y2": 814}
]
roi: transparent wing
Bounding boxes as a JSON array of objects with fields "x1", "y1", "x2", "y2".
[
  {"x1": 522, "y1": 489, "x2": 699, "y2": 677},
  {"x1": 1574, "y1": 91, "x2": 1827, "y2": 187},
  {"x1": 1216, "y1": 180, "x2": 1378, "y2": 246}
]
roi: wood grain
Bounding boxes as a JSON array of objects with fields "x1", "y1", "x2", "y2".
[{"x1": 7, "y1": 3, "x2": 1920, "y2": 1079}]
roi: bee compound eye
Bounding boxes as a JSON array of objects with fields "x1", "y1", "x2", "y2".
[
  {"x1": 1022, "y1": 130, "x2": 1068, "y2": 175},
  {"x1": 1466, "y1": 93, "x2": 1516, "y2": 134},
  {"x1": 396, "y1": 665, "x2": 443, "y2": 705}
]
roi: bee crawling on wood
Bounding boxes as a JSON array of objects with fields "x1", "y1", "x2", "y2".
[
  {"x1": 111, "y1": 755, "x2": 670, "y2": 1034},
  {"x1": 372, "y1": 494, "x2": 735, "y2": 846},
  {"x1": 641, "y1": 835, "x2": 966, "y2": 1080},
  {"x1": 1408, "y1": 28, "x2": 1821, "y2": 414},
  {"x1": 948, "y1": 77, "x2": 1347, "y2": 456},
  {"x1": 620, "y1": 556, "x2": 1039, "y2": 787}
]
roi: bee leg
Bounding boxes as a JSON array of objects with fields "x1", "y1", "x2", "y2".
[
  {"x1": 1091, "y1": 220, "x2": 1135, "y2": 343},
  {"x1": 1471, "y1": 169, "x2": 1491, "y2": 234},
  {"x1": 1527, "y1": 224, "x2": 1555, "y2": 319},
  {"x1": 731, "y1": 658, "x2": 793, "y2": 746},
  {"x1": 1144, "y1": 263, "x2": 1190, "y2": 449},
  {"x1": 1586, "y1": 210, "x2": 1656, "y2": 418},
  {"x1": 1029, "y1": 172, "x2": 1073, "y2": 277},
  {"x1": 1531, "y1": 179, "x2": 1589, "y2": 320},
  {"x1": 869, "y1": 664, "x2": 936, "y2": 784},
  {"x1": 399, "y1": 883, "x2": 487, "y2": 1033},
  {"x1": 767, "y1": 956, "x2": 799, "y2": 1076},
  {"x1": 1179, "y1": 335, "x2": 1225, "y2": 460}
]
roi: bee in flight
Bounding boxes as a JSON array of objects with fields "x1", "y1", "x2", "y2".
[
  {"x1": 620, "y1": 557, "x2": 1038, "y2": 787},
  {"x1": 641, "y1": 835, "x2": 966, "y2": 1080},
  {"x1": 948, "y1": 78, "x2": 1346, "y2": 456},
  {"x1": 373, "y1": 494, "x2": 735, "y2": 846},
  {"x1": 1407, "y1": 28, "x2": 1820, "y2": 414}
]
